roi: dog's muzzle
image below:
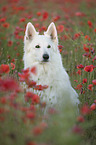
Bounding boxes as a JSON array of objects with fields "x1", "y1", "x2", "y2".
[{"x1": 42, "y1": 54, "x2": 49, "y2": 62}]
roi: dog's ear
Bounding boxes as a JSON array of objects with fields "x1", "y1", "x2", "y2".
[
  {"x1": 44, "y1": 22, "x2": 58, "y2": 44},
  {"x1": 25, "y1": 22, "x2": 38, "y2": 40}
]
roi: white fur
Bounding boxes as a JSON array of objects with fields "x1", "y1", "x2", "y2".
[{"x1": 23, "y1": 22, "x2": 79, "y2": 107}]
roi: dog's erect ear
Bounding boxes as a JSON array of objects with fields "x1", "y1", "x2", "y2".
[
  {"x1": 44, "y1": 22, "x2": 58, "y2": 44},
  {"x1": 25, "y1": 22, "x2": 38, "y2": 40}
]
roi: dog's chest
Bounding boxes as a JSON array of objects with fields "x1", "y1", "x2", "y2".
[{"x1": 30, "y1": 65, "x2": 62, "y2": 104}]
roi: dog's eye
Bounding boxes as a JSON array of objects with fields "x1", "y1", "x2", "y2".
[
  {"x1": 47, "y1": 45, "x2": 51, "y2": 48},
  {"x1": 35, "y1": 45, "x2": 40, "y2": 48}
]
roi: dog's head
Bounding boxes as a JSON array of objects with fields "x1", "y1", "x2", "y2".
[{"x1": 24, "y1": 22, "x2": 59, "y2": 64}]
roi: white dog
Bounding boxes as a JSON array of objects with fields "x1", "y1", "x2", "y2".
[{"x1": 23, "y1": 22, "x2": 79, "y2": 107}]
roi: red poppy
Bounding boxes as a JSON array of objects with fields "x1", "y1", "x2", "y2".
[
  {"x1": 81, "y1": 104, "x2": 90, "y2": 115},
  {"x1": 2, "y1": 22, "x2": 10, "y2": 28},
  {"x1": 77, "y1": 115, "x2": 85, "y2": 122},
  {"x1": 75, "y1": 84, "x2": 82, "y2": 90},
  {"x1": 32, "y1": 94, "x2": 40, "y2": 104},
  {"x1": 0, "y1": 64, "x2": 10, "y2": 74},
  {"x1": 73, "y1": 33, "x2": 80, "y2": 40},
  {"x1": 18, "y1": 68, "x2": 30, "y2": 81},
  {"x1": 94, "y1": 28, "x2": 96, "y2": 32},
  {"x1": 76, "y1": 70, "x2": 81, "y2": 75},
  {"x1": 0, "y1": 78, "x2": 19, "y2": 92},
  {"x1": 8, "y1": 40, "x2": 13, "y2": 47},
  {"x1": 84, "y1": 65, "x2": 93, "y2": 72},
  {"x1": 88, "y1": 20, "x2": 93, "y2": 28},
  {"x1": 33, "y1": 126, "x2": 43, "y2": 136},
  {"x1": 72, "y1": 125, "x2": 82, "y2": 134},
  {"x1": 90, "y1": 103, "x2": 96, "y2": 111},
  {"x1": 0, "y1": 97, "x2": 7, "y2": 104},
  {"x1": 27, "y1": 141, "x2": 37, "y2": 145},
  {"x1": 77, "y1": 64, "x2": 84, "y2": 69},
  {"x1": 53, "y1": 15, "x2": 60, "y2": 22},
  {"x1": 88, "y1": 84, "x2": 93, "y2": 91},
  {"x1": 31, "y1": 66, "x2": 37, "y2": 75},
  {"x1": 27, "y1": 80, "x2": 36, "y2": 88},
  {"x1": 25, "y1": 92, "x2": 35, "y2": 99},
  {"x1": 83, "y1": 46, "x2": 89, "y2": 52},
  {"x1": 82, "y1": 78, "x2": 87, "y2": 84},
  {"x1": 25, "y1": 92, "x2": 40, "y2": 104},
  {"x1": 19, "y1": 18, "x2": 26, "y2": 22},
  {"x1": 37, "y1": 11, "x2": 41, "y2": 16},
  {"x1": 85, "y1": 35, "x2": 91, "y2": 41},
  {"x1": 83, "y1": 53, "x2": 91, "y2": 58},
  {"x1": 0, "y1": 18, "x2": 6, "y2": 22},
  {"x1": 34, "y1": 85, "x2": 48, "y2": 91},
  {"x1": 58, "y1": 45, "x2": 63, "y2": 53},
  {"x1": 42, "y1": 12, "x2": 48, "y2": 20},
  {"x1": 92, "y1": 79, "x2": 96, "y2": 85},
  {"x1": 57, "y1": 25, "x2": 64, "y2": 33},
  {"x1": 92, "y1": 56, "x2": 96, "y2": 62},
  {"x1": 75, "y1": 12, "x2": 86, "y2": 17},
  {"x1": 11, "y1": 63, "x2": 15, "y2": 70},
  {"x1": 26, "y1": 111, "x2": 35, "y2": 119}
]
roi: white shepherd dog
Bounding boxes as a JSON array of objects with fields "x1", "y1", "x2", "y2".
[{"x1": 23, "y1": 22, "x2": 79, "y2": 107}]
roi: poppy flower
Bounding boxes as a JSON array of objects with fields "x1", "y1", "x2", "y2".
[
  {"x1": 8, "y1": 40, "x2": 13, "y2": 47},
  {"x1": 25, "y1": 92, "x2": 35, "y2": 99},
  {"x1": 0, "y1": 78, "x2": 19, "y2": 92},
  {"x1": 90, "y1": 103, "x2": 96, "y2": 111},
  {"x1": 85, "y1": 35, "x2": 91, "y2": 41},
  {"x1": 2, "y1": 22, "x2": 10, "y2": 28},
  {"x1": 58, "y1": 45, "x2": 63, "y2": 53},
  {"x1": 88, "y1": 84, "x2": 93, "y2": 91},
  {"x1": 11, "y1": 63, "x2": 15, "y2": 70},
  {"x1": 19, "y1": 18, "x2": 26, "y2": 22},
  {"x1": 72, "y1": 125, "x2": 82, "y2": 134},
  {"x1": 81, "y1": 104, "x2": 90, "y2": 115},
  {"x1": 77, "y1": 115, "x2": 85, "y2": 122},
  {"x1": 33, "y1": 126, "x2": 43, "y2": 136},
  {"x1": 94, "y1": 28, "x2": 96, "y2": 32},
  {"x1": 77, "y1": 64, "x2": 84, "y2": 69},
  {"x1": 18, "y1": 68, "x2": 30, "y2": 82},
  {"x1": 27, "y1": 141, "x2": 37, "y2": 145},
  {"x1": 0, "y1": 64, "x2": 10, "y2": 74},
  {"x1": 57, "y1": 25, "x2": 64, "y2": 33},
  {"x1": 25, "y1": 92, "x2": 40, "y2": 104},
  {"x1": 75, "y1": 84, "x2": 82, "y2": 90},
  {"x1": 0, "y1": 18, "x2": 6, "y2": 22},
  {"x1": 34, "y1": 85, "x2": 48, "y2": 91},
  {"x1": 53, "y1": 15, "x2": 60, "y2": 22},
  {"x1": 31, "y1": 66, "x2": 36, "y2": 75},
  {"x1": 32, "y1": 94, "x2": 40, "y2": 104},
  {"x1": 73, "y1": 33, "x2": 80, "y2": 40},
  {"x1": 0, "y1": 97, "x2": 7, "y2": 104},
  {"x1": 84, "y1": 65, "x2": 93, "y2": 72},
  {"x1": 26, "y1": 111, "x2": 35, "y2": 119},
  {"x1": 83, "y1": 46, "x2": 89, "y2": 52},
  {"x1": 76, "y1": 70, "x2": 81, "y2": 75},
  {"x1": 92, "y1": 56, "x2": 96, "y2": 62},
  {"x1": 42, "y1": 12, "x2": 48, "y2": 20},
  {"x1": 37, "y1": 11, "x2": 41, "y2": 16},
  {"x1": 27, "y1": 80, "x2": 36, "y2": 88},
  {"x1": 92, "y1": 79, "x2": 96, "y2": 85},
  {"x1": 82, "y1": 78, "x2": 87, "y2": 84},
  {"x1": 88, "y1": 20, "x2": 93, "y2": 28}
]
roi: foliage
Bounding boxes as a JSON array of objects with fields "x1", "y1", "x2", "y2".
[{"x1": 0, "y1": 0, "x2": 96, "y2": 145}]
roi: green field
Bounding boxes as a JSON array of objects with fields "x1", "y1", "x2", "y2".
[{"x1": 0, "y1": 0, "x2": 96, "y2": 145}]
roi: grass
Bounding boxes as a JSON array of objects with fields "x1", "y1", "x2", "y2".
[{"x1": 0, "y1": 0, "x2": 96, "y2": 145}]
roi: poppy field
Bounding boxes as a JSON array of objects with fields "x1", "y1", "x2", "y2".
[{"x1": 0, "y1": 0, "x2": 96, "y2": 145}]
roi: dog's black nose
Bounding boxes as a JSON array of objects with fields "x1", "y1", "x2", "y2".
[{"x1": 43, "y1": 54, "x2": 49, "y2": 61}]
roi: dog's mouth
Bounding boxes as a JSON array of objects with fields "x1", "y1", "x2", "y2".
[{"x1": 40, "y1": 60, "x2": 49, "y2": 64}]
